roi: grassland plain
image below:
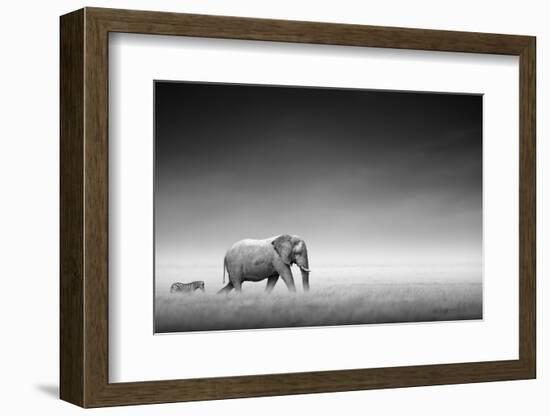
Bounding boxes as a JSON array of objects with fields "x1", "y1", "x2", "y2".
[{"x1": 155, "y1": 279, "x2": 482, "y2": 333}]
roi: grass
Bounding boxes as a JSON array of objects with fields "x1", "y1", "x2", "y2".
[{"x1": 154, "y1": 282, "x2": 482, "y2": 333}]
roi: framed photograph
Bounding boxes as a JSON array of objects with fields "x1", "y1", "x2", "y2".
[{"x1": 60, "y1": 7, "x2": 536, "y2": 407}]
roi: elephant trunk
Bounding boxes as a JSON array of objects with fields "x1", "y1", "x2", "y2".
[
  {"x1": 298, "y1": 246, "x2": 310, "y2": 291},
  {"x1": 301, "y1": 268, "x2": 310, "y2": 291}
]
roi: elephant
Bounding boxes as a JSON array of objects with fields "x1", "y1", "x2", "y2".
[{"x1": 218, "y1": 234, "x2": 310, "y2": 294}]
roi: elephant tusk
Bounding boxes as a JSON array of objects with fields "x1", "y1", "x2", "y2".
[{"x1": 299, "y1": 266, "x2": 311, "y2": 272}]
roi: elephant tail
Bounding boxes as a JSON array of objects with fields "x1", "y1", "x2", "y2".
[{"x1": 222, "y1": 258, "x2": 226, "y2": 284}]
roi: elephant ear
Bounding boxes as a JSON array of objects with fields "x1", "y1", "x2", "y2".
[{"x1": 272, "y1": 234, "x2": 293, "y2": 266}]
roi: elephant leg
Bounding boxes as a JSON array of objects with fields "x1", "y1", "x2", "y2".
[
  {"x1": 232, "y1": 279, "x2": 243, "y2": 293},
  {"x1": 279, "y1": 267, "x2": 296, "y2": 293},
  {"x1": 217, "y1": 281, "x2": 234, "y2": 294},
  {"x1": 265, "y1": 274, "x2": 279, "y2": 293}
]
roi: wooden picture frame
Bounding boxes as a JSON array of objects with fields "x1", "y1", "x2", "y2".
[{"x1": 60, "y1": 7, "x2": 536, "y2": 408}]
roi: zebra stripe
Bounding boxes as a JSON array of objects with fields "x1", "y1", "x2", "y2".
[{"x1": 170, "y1": 281, "x2": 205, "y2": 293}]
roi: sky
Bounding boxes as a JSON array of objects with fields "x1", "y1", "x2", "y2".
[{"x1": 154, "y1": 81, "x2": 482, "y2": 269}]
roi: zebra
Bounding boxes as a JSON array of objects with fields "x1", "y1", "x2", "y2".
[{"x1": 170, "y1": 281, "x2": 205, "y2": 294}]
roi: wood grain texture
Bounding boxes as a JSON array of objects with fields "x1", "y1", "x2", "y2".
[
  {"x1": 83, "y1": 10, "x2": 110, "y2": 406},
  {"x1": 89, "y1": 7, "x2": 532, "y2": 54},
  {"x1": 59, "y1": 8, "x2": 84, "y2": 407},
  {"x1": 518, "y1": 38, "x2": 536, "y2": 375},
  {"x1": 59, "y1": 7, "x2": 537, "y2": 408}
]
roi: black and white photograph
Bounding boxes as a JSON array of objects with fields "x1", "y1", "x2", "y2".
[{"x1": 154, "y1": 80, "x2": 483, "y2": 333}]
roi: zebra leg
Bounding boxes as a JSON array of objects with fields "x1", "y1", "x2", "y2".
[
  {"x1": 265, "y1": 274, "x2": 279, "y2": 293},
  {"x1": 217, "y1": 281, "x2": 234, "y2": 294}
]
